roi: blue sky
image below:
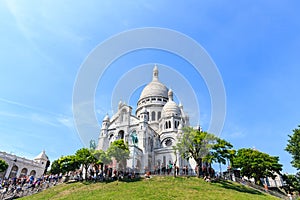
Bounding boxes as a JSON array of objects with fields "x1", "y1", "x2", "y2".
[{"x1": 0, "y1": 0, "x2": 299, "y2": 174}]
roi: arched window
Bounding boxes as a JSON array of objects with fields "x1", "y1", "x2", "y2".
[
  {"x1": 168, "y1": 121, "x2": 171, "y2": 129},
  {"x1": 175, "y1": 121, "x2": 179, "y2": 128},
  {"x1": 151, "y1": 111, "x2": 156, "y2": 121},
  {"x1": 165, "y1": 121, "x2": 168, "y2": 129},
  {"x1": 109, "y1": 134, "x2": 114, "y2": 141},
  {"x1": 118, "y1": 130, "x2": 124, "y2": 139},
  {"x1": 9, "y1": 165, "x2": 18, "y2": 178},
  {"x1": 157, "y1": 111, "x2": 161, "y2": 120}
]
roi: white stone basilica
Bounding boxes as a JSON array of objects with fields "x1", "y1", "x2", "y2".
[{"x1": 97, "y1": 66, "x2": 197, "y2": 174}]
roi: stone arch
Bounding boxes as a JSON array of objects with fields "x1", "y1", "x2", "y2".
[
  {"x1": 118, "y1": 130, "x2": 124, "y2": 139},
  {"x1": 30, "y1": 170, "x2": 36, "y2": 176},
  {"x1": 109, "y1": 133, "x2": 114, "y2": 141},
  {"x1": 19, "y1": 168, "x2": 28, "y2": 178},
  {"x1": 9, "y1": 165, "x2": 18, "y2": 178}
]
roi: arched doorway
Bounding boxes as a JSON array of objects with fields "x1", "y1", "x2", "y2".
[
  {"x1": 19, "y1": 168, "x2": 28, "y2": 178},
  {"x1": 9, "y1": 165, "x2": 18, "y2": 178},
  {"x1": 29, "y1": 170, "x2": 36, "y2": 177}
]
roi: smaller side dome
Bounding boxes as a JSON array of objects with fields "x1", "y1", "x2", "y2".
[
  {"x1": 162, "y1": 101, "x2": 181, "y2": 118},
  {"x1": 162, "y1": 89, "x2": 181, "y2": 118}
]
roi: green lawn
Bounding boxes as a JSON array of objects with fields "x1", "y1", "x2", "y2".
[{"x1": 21, "y1": 176, "x2": 279, "y2": 200}]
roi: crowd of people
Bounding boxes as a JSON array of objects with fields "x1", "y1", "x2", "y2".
[
  {"x1": 0, "y1": 174, "x2": 61, "y2": 199},
  {"x1": 0, "y1": 164, "x2": 218, "y2": 199}
]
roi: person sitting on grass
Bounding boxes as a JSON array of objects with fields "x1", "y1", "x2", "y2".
[
  {"x1": 144, "y1": 171, "x2": 151, "y2": 179},
  {"x1": 204, "y1": 175, "x2": 211, "y2": 182}
]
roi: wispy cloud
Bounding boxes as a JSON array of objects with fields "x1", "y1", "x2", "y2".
[
  {"x1": 0, "y1": 97, "x2": 74, "y2": 129},
  {"x1": 57, "y1": 116, "x2": 74, "y2": 130}
]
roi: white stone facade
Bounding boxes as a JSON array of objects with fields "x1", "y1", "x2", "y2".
[
  {"x1": 0, "y1": 150, "x2": 49, "y2": 179},
  {"x1": 97, "y1": 66, "x2": 196, "y2": 174}
]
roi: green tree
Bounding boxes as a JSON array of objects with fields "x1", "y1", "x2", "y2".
[
  {"x1": 286, "y1": 125, "x2": 300, "y2": 170},
  {"x1": 282, "y1": 173, "x2": 300, "y2": 194},
  {"x1": 233, "y1": 148, "x2": 282, "y2": 185},
  {"x1": 58, "y1": 155, "x2": 80, "y2": 174},
  {"x1": 50, "y1": 159, "x2": 61, "y2": 174},
  {"x1": 0, "y1": 159, "x2": 8, "y2": 173},
  {"x1": 176, "y1": 127, "x2": 217, "y2": 177},
  {"x1": 93, "y1": 149, "x2": 111, "y2": 172},
  {"x1": 209, "y1": 138, "x2": 234, "y2": 175},
  {"x1": 107, "y1": 139, "x2": 130, "y2": 171},
  {"x1": 75, "y1": 148, "x2": 96, "y2": 180}
]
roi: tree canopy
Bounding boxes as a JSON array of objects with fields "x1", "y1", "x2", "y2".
[
  {"x1": 50, "y1": 159, "x2": 61, "y2": 174},
  {"x1": 59, "y1": 155, "x2": 80, "y2": 174},
  {"x1": 286, "y1": 125, "x2": 300, "y2": 170},
  {"x1": 176, "y1": 127, "x2": 217, "y2": 177},
  {"x1": 0, "y1": 159, "x2": 8, "y2": 173},
  {"x1": 233, "y1": 148, "x2": 282, "y2": 185},
  {"x1": 107, "y1": 139, "x2": 130, "y2": 170},
  {"x1": 206, "y1": 138, "x2": 234, "y2": 174},
  {"x1": 75, "y1": 148, "x2": 96, "y2": 179},
  {"x1": 282, "y1": 172, "x2": 300, "y2": 194},
  {"x1": 93, "y1": 149, "x2": 111, "y2": 165},
  {"x1": 50, "y1": 155, "x2": 80, "y2": 175}
]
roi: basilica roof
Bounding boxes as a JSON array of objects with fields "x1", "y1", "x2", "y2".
[{"x1": 139, "y1": 66, "x2": 168, "y2": 101}]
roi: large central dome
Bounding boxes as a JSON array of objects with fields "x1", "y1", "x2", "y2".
[{"x1": 139, "y1": 66, "x2": 168, "y2": 101}]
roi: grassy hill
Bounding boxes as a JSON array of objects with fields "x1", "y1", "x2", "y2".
[{"x1": 21, "y1": 176, "x2": 279, "y2": 200}]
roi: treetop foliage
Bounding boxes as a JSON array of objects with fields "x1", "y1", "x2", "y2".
[
  {"x1": 0, "y1": 159, "x2": 8, "y2": 173},
  {"x1": 107, "y1": 139, "x2": 130, "y2": 163},
  {"x1": 233, "y1": 148, "x2": 282, "y2": 184},
  {"x1": 286, "y1": 125, "x2": 300, "y2": 170},
  {"x1": 177, "y1": 127, "x2": 217, "y2": 162}
]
